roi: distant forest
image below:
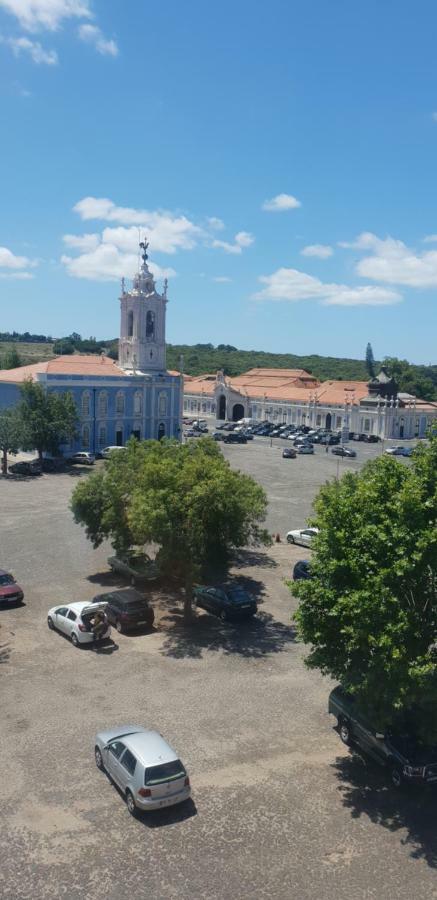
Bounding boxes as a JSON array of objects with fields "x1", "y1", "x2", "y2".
[{"x1": 1, "y1": 332, "x2": 436, "y2": 401}]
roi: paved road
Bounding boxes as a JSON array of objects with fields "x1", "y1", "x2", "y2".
[{"x1": 1, "y1": 450, "x2": 436, "y2": 900}]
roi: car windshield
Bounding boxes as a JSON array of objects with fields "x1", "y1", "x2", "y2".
[
  {"x1": 144, "y1": 759, "x2": 186, "y2": 785},
  {"x1": 0, "y1": 574, "x2": 14, "y2": 586},
  {"x1": 226, "y1": 588, "x2": 251, "y2": 604},
  {"x1": 122, "y1": 602, "x2": 150, "y2": 613}
]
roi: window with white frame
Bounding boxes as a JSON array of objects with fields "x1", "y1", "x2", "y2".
[
  {"x1": 81, "y1": 390, "x2": 90, "y2": 417},
  {"x1": 336, "y1": 416, "x2": 342, "y2": 428},
  {"x1": 82, "y1": 424, "x2": 90, "y2": 448},
  {"x1": 158, "y1": 393, "x2": 167, "y2": 416},
  {"x1": 316, "y1": 413, "x2": 321, "y2": 426},
  {"x1": 134, "y1": 390, "x2": 142, "y2": 415},
  {"x1": 98, "y1": 391, "x2": 108, "y2": 417},
  {"x1": 115, "y1": 391, "x2": 125, "y2": 415},
  {"x1": 98, "y1": 425, "x2": 107, "y2": 448}
]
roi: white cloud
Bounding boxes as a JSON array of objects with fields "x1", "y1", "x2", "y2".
[
  {"x1": 211, "y1": 231, "x2": 254, "y2": 255},
  {"x1": 0, "y1": 245, "x2": 37, "y2": 278},
  {"x1": 341, "y1": 230, "x2": 437, "y2": 288},
  {"x1": 73, "y1": 197, "x2": 203, "y2": 253},
  {"x1": 2, "y1": 34, "x2": 58, "y2": 63},
  {"x1": 207, "y1": 216, "x2": 225, "y2": 231},
  {"x1": 77, "y1": 23, "x2": 118, "y2": 56},
  {"x1": 63, "y1": 232, "x2": 99, "y2": 251},
  {"x1": 0, "y1": 0, "x2": 91, "y2": 31},
  {"x1": 423, "y1": 234, "x2": 437, "y2": 243},
  {"x1": 301, "y1": 243, "x2": 333, "y2": 259},
  {"x1": 262, "y1": 193, "x2": 301, "y2": 212},
  {"x1": 253, "y1": 266, "x2": 401, "y2": 307},
  {"x1": 62, "y1": 243, "x2": 176, "y2": 283},
  {"x1": 212, "y1": 276, "x2": 232, "y2": 283}
]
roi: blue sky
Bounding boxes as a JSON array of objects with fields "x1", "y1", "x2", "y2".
[{"x1": 1, "y1": 1, "x2": 437, "y2": 364}]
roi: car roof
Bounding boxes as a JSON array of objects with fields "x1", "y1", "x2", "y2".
[
  {"x1": 0, "y1": 569, "x2": 11, "y2": 577},
  {"x1": 122, "y1": 730, "x2": 179, "y2": 768},
  {"x1": 93, "y1": 588, "x2": 148, "y2": 605},
  {"x1": 66, "y1": 601, "x2": 103, "y2": 613}
]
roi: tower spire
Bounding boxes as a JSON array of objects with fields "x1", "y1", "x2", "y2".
[{"x1": 139, "y1": 236, "x2": 149, "y2": 268}]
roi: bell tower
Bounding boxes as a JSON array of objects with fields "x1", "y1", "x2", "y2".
[{"x1": 119, "y1": 238, "x2": 168, "y2": 372}]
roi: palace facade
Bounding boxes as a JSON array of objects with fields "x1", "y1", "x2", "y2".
[
  {"x1": 183, "y1": 367, "x2": 437, "y2": 440},
  {"x1": 0, "y1": 241, "x2": 183, "y2": 453}
]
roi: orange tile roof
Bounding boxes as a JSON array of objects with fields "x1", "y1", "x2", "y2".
[
  {"x1": 0, "y1": 354, "x2": 126, "y2": 382},
  {"x1": 183, "y1": 372, "x2": 372, "y2": 405}
]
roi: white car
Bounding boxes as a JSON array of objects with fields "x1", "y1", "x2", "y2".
[
  {"x1": 101, "y1": 446, "x2": 127, "y2": 459},
  {"x1": 47, "y1": 601, "x2": 111, "y2": 647},
  {"x1": 286, "y1": 527, "x2": 319, "y2": 547},
  {"x1": 297, "y1": 444, "x2": 314, "y2": 455}
]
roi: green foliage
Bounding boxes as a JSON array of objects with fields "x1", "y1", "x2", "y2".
[
  {"x1": 383, "y1": 356, "x2": 437, "y2": 401},
  {"x1": 293, "y1": 435, "x2": 437, "y2": 740},
  {"x1": 18, "y1": 380, "x2": 78, "y2": 460},
  {"x1": 0, "y1": 408, "x2": 23, "y2": 474},
  {"x1": 365, "y1": 342, "x2": 375, "y2": 379},
  {"x1": 71, "y1": 437, "x2": 271, "y2": 617},
  {"x1": 53, "y1": 340, "x2": 75, "y2": 355},
  {"x1": 0, "y1": 347, "x2": 21, "y2": 369}
]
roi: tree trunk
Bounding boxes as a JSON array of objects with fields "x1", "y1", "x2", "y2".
[
  {"x1": 184, "y1": 571, "x2": 193, "y2": 623},
  {"x1": 1, "y1": 449, "x2": 7, "y2": 476},
  {"x1": 37, "y1": 448, "x2": 43, "y2": 463}
]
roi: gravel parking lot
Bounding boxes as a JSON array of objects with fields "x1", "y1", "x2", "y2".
[{"x1": 1, "y1": 442, "x2": 435, "y2": 900}]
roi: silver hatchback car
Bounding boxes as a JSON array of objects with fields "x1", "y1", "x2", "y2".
[{"x1": 94, "y1": 725, "x2": 191, "y2": 815}]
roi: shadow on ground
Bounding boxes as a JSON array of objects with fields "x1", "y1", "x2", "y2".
[
  {"x1": 160, "y1": 606, "x2": 297, "y2": 660},
  {"x1": 333, "y1": 750, "x2": 437, "y2": 867},
  {"x1": 231, "y1": 549, "x2": 279, "y2": 570}
]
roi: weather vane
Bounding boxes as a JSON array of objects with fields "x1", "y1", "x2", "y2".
[{"x1": 139, "y1": 237, "x2": 149, "y2": 263}]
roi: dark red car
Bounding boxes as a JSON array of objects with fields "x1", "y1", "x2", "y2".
[{"x1": 0, "y1": 570, "x2": 24, "y2": 605}]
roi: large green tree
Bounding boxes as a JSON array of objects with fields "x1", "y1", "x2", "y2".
[
  {"x1": 71, "y1": 437, "x2": 271, "y2": 618},
  {"x1": 0, "y1": 408, "x2": 23, "y2": 474},
  {"x1": 293, "y1": 434, "x2": 437, "y2": 741},
  {"x1": 18, "y1": 380, "x2": 78, "y2": 462}
]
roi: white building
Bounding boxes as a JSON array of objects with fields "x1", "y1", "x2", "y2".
[{"x1": 183, "y1": 367, "x2": 437, "y2": 440}]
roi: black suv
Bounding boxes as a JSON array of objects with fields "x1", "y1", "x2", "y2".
[
  {"x1": 223, "y1": 432, "x2": 247, "y2": 444},
  {"x1": 329, "y1": 686, "x2": 437, "y2": 788},
  {"x1": 93, "y1": 588, "x2": 155, "y2": 634}
]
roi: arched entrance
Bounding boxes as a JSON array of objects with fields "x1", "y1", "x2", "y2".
[
  {"x1": 232, "y1": 403, "x2": 245, "y2": 422},
  {"x1": 157, "y1": 422, "x2": 165, "y2": 440},
  {"x1": 218, "y1": 395, "x2": 226, "y2": 420},
  {"x1": 325, "y1": 413, "x2": 332, "y2": 430}
]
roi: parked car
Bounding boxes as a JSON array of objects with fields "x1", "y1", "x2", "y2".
[
  {"x1": 331, "y1": 446, "x2": 357, "y2": 458},
  {"x1": 384, "y1": 446, "x2": 406, "y2": 456},
  {"x1": 47, "y1": 600, "x2": 111, "y2": 647},
  {"x1": 223, "y1": 432, "x2": 247, "y2": 444},
  {"x1": 297, "y1": 444, "x2": 314, "y2": 455},
  {"x1": 364, "y1": 434, "x2": 379, "y2": 443},
  {"x1": 41, "y1": 457, "x2": 66, "y2": 472},
  {"x1": 9, "y1": 459, "x2": 42, "y2": 476},
  {"x1": 94, "y1": 725, "x2": 191, "y2": 815},
  {"x1": 212, "y1": 431, "x2": 224, "y2": 441},
  {"x1": 294, "y1": 436, "x2": 313, "y2": 447},
  {"x1": 107, "y1": 550, "x2": 159, "y2": 584},
  {"x1": 282, "y1": 447, "x2": 297, "y2": 459},
  {"x1": 94, "y1": 588, "x2": 155, "y2": 633},
  {"x1": 401, "y1": 447, "x2": 414, "y2": 457},
  {"x1": 292, "y1": 559, "x2": 312, "y2": 580},
  {"x1": 329, "y1": 686, "x2": 437, "y2": 788},
  {"x1": 193, "y1": 584, "x2": 257, "y2": 621},
  {"x1": 70, "y1": 451, "x2": 95, "y2": 466},
  {"x1": 286, "y1": 527, "x2": 319, "y2": 547},
  {"x1": 101, "y1": 446, "x2": 127, "y2": 459},
  {"x1": 0, "y1": 569, "x2": 24, "y2": 605}
]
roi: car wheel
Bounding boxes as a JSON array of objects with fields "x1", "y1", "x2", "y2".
[
  {"x1": 95, "y1": 746, "x2": 104, "y2": 770},
  {"x1": 126, "y1": 790, "x2": 137, "y2": 816},
  {"x1": 390, "y1": 766, "x2": 403, "y2": 788},
  {"x1": 116, "y1": 620, "x2": 124, "y2": 634},
  {"x1": 71, "y1": 632, "x2": 79, "y2": 647},
  {"x1": 339, "y1": 719, "x2": 351, "y2": 745},
  {"x1": 287, "y1": 536, "x2": 295, "y2": 544},
  {"x1": 47, "y1": 616, "x2": 55, "y2": 630},
  {"x1": 220, "y1": 610, "x2": 227, "y2": 622}
]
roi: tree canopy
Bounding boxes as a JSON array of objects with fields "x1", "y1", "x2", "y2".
[
  {"x1": 293, "y1": 433, "x2": 437, "y2": 741},
  {"x1": 0, "y1": 408, "x2": 23, "y2": 474},
  {"x1": 19, "y1": 380, "x2": 78, "y2": 461},
  {"x1": 71, "y1": 437, "x2": 271, "y2": 617},
  {"x1": 365, "y1": 342, "x2": 375, "y2": 379}
]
